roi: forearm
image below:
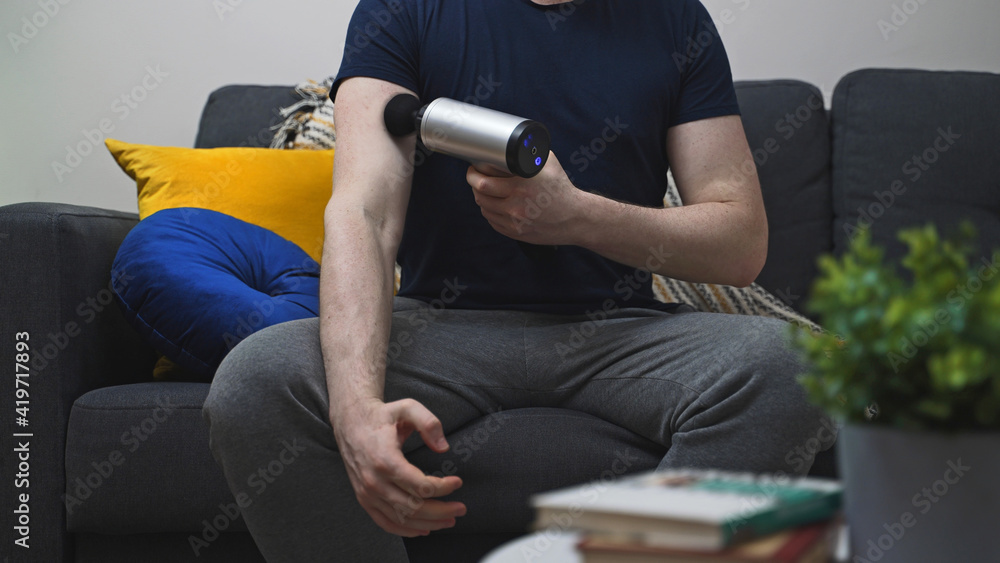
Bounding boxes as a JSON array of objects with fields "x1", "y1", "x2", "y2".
[
  {"x1": 319, "y1": 206, "x2": 398, "y2": 423},
  {"x1": 468, "y1": 115, "x2": 766, "y2": 286},
  {"x1": 571, "y1": 189, "x2": 767, "y2": 287}
]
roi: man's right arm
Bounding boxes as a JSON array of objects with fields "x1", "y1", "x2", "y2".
[{"x1": 322, "y1": 77, "x2": 466, "y2": 537}]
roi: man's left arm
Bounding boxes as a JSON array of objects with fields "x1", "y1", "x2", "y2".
[{"x1": 466, "y1": 114, "x2": 768, "y2": 287}]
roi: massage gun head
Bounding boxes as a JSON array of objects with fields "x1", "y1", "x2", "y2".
[{"x1": 384, "y1": 94, "x2": 551, "y2": 178}]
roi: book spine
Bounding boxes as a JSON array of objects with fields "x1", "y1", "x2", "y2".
[{"x1": 721, "y1": 493, "x2": 841, "y2": 545}]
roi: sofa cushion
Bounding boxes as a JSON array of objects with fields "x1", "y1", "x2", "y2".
[
  {"x1": 74, "y1": 532, "x2": 266, "y2": 563},
  {"x1": 106, "y1": 139, "x2": 333, "y2": 263},
  {"x1": 105, "y1": 140, "x2": 333, "y2": 378},
  {"x1": 734, "y1": 80, "x2": 834, "y2": 315},
  {"x1": 832, "y1": 69, "x2": 1000, "y2": 260},
  {"x1": 66, "y1": 383, "x2": 662, "y2": 536},
  {"x1": 112, "y1": 209, "x2": 323, "y2": 378},
  {"x1": 65, "y1": 383, "x2": 238, "y2": 535}
]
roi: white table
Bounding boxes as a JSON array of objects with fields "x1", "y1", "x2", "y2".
[
  {"x1": 480, "y1": 531, "x2": 582, "y2": 563},
  {"x1": 480, "y1": 527, "x2": 851, "y2": 562}
]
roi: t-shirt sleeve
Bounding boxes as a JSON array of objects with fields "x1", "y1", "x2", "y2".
[
  {"x1": 668, "y1": 2, "x2": 741, "y2": 127},
  {"x1": 330, "y1": 0, "x2": 420, "y2": 101}
]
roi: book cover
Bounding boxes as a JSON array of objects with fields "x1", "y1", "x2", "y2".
[
  {"x1": 531, "y1": 469, "x2": 842, "y2": 551},
  {"x1": 577, "y1": 521, "x2": 837, "y2": 563}
]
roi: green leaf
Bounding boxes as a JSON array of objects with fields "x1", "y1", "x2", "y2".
[
  {"x1": 914, "y1": 399, "x2": 952, "y2": 420},
  {"x1": 793, "y1": 221, "x2": 1000, "y2": 431}
]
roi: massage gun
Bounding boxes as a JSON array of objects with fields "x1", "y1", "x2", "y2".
[
  {"x1": 384, "y1": 95, "x2": 556, "y2": 258},
  {"x1": 384, "y1": 94, "x2": 551, "y2": 178}
]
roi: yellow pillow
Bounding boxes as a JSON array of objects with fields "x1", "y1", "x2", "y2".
[{"x1": 105, "y1": 139, "x2": 334, "y2": 262}]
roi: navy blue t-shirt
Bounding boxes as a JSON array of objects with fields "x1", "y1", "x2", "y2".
[{"x1": 332, "y1": 0, "x2": 740, "y2": 315}]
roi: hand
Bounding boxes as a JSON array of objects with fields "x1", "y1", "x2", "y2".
[
  {"x1": 332, "y1": 398, "x2": 466, "y2": 537},
  {"x1": 466, "y1": 152, "x2": 590, "y2": 246}
]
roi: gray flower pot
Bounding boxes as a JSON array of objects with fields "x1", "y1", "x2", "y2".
[{"x1": 839, "y1": 424, "x2": 1000, "y2": 562}]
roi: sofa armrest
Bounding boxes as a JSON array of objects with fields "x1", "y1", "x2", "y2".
[{"x1": 1, "y1": 202, "x2": 158, "y2": 562}]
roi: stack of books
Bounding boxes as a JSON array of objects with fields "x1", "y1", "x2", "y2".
[{"x1": 531, "y1": 469, "x2": 843, "y2": 563}]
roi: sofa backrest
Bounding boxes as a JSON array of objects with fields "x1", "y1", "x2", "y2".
[
  {"x1": 194, "y1": 85, "x2": 300, "y2": 149},
  {"x1": 734, "y1": 80, "x2": 833, "y2": 312},
  {"x1": 831, "y1": 69, "x2": 1000, "y2": 261}
]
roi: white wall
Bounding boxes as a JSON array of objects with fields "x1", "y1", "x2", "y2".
[
  {"x1": 2, "y1": 0, "x2": 998, "y2": 213},
  {"x1": 0, "y1": 0, "x2": 353, "y2": 212},
  {"x1": 700, "y1": 0, "x2": 1000, "y2": 100}
]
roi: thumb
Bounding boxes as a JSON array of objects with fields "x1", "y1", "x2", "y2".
[
  {"x1": 390, "y1": 398, "x2": 450, "y2": 453},
  {"x1": 466, "y1": 165, "x2": 486, "y2": 188}
]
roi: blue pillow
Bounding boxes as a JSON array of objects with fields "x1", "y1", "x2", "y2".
[{"x1": 112, "y1": 208, "x2": 320, "y2": 378}]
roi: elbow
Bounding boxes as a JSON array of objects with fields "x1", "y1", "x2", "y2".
[
  {"x1": 729, "y1": 255, "x2": 765, "y2": 288},
  {"x1": 692, "y1": 245, "x2": 765, "y2": 289},
  {"x1": 728, "y1": 221, "x2": 768, "y2": 288}
]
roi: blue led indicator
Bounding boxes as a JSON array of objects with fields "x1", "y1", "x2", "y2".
[
  {"x1": 535, "y1": 157, "x2": 543, "y2": 166},
  {"x1": 524, "y1": 139, "x2": 529, "y2": 147}
]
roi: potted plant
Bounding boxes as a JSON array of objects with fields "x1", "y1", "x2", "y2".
[{"x1": 791, "y1": 222, "x2": 1000, "y2": 563}]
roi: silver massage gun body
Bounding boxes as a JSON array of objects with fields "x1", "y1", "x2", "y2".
[
  {"x1": 384, "y1": 94, "x2": 557, "y2": 258},
  {"x1": 384, "y1": 94, "x2": 551, "y2": 178}
]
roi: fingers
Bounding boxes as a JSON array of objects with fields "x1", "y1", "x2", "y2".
[
  {"x1": 466, "y1": 166, "x2": 491, "y2": 196},
  {"x1": 367, "y1": 497, "x2": 439, "y2": 537},
  {"x1": 379, "y1": 493, "x2": 466, "y2": 526},
  {"x1": 395, "y1": 467, "x2": 463, "y2": 501},
  {"x1": 359, "y1": 431, "x2": 460, "y2": 503},
  {"x1": 367, "y1": 498, "x2": 465, "y2": 537},
  {"x1": 354, "y1": 463, "x2": 466, "y2": 536},
  {"x1": 389, "y1": 398, "x2": 450, "y2": 452},
  {"x1": 369, "y1": 509, "x2": 425, "y2": 537},
  {"x1": 345, "y1": 399, "x2": 468, "y2": 537},
  {"x1": 479, "y1": 208, "x2": 521, "y2": 238},
  {"x1": 358, "y1": 455, "x2": 466, "y2": 537},
  {"x1": 466, "y1": 165, "x2": 485, "y2": 189},
  {"x1": 465, "y1": 165, "x2": 544, "y2": 240},
  {"x1": 467, "y1": 166, "x2": 515, "y2": 199}
]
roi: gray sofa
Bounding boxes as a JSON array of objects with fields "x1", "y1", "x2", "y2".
[{"x1": 2, "y1": 68, "x2": 998, "y2": 562}]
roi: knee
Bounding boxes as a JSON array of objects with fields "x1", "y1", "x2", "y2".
[
  {"x1": 711, "y1": 316, "x2": 804, "y2": 392},
  {"x1": 716, "y1": 318, "x2": 837, "y2": 473},
  {"x1": 742, "y1": 316, "x2": 803, "y2": 371},
  {"x1": 203, "y1": 318, "x2": 323, "y2": 434},
  {"x1": 668, "y1": 315, "x2": 794, "y2": 404},
  {"x1": 742, "y1": 318, "x2": 836, "y2": 449},
  {"x1": 715, "y1": 316, "x2": 828, "y2": 421}
]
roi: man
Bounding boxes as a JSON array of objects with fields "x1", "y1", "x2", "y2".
[{"x1": 204, "y1": 0, "x2": 830, "y2": 561}]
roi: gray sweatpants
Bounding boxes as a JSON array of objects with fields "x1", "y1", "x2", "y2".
[{"x1": 203, "y1": 297, "x2": 831, "y2": 562}]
